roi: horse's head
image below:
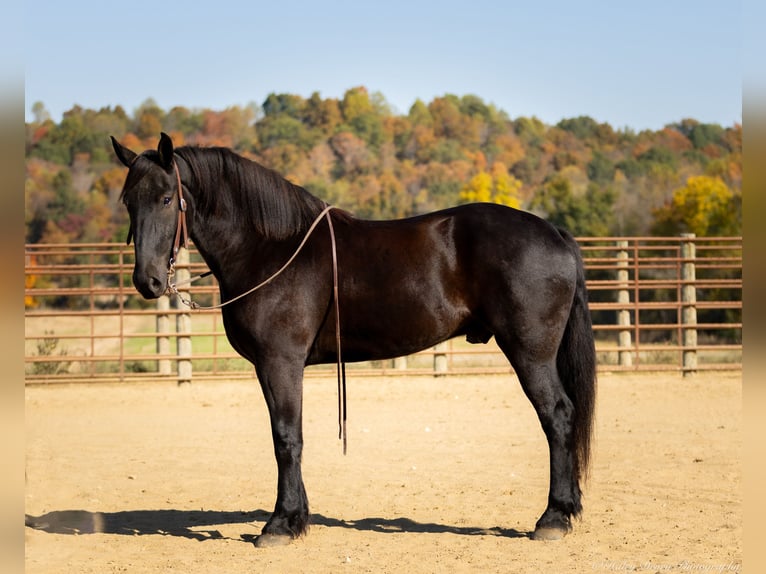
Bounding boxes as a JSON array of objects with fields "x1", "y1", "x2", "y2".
[{"x1": 111, "y1": 133, "x2": 188, "y2": 299}]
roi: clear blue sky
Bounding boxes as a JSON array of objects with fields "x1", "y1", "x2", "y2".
[{"x1": 24, "y1": 0, "x2": 742, "y2": 131}]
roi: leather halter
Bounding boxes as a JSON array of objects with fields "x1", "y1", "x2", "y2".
[{"x1": 168, "y1": 161, "x2": 189, "y2": 279}]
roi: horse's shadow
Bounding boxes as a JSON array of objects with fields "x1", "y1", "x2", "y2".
[{"x1": 25, "y1": 509, "x2": 529, "y2": 542}]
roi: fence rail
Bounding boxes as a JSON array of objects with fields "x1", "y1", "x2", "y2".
[{"x1": 25, "y1": 236, "x2": 742, "y2": 384}]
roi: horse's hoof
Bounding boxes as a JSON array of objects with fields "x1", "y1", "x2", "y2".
[
  {"x1": 254, "y1": 533, "x2": 294, "y2": 548},
  {"x1": 530, "y1": 525, "x2": 568, "y2": 541}
]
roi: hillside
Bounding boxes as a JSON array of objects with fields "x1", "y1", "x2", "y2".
[{"x1": 25, "y1": 88, "x2": 741, "y2": 244}]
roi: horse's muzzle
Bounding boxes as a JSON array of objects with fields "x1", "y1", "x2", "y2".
[{"x1": 133, "y1": 266, "x2": 167, "y2": 299}]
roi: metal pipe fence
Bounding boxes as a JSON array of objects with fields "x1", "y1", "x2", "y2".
[{"x1": 24, "y1": 236, "x2": 742, "y2": 384}]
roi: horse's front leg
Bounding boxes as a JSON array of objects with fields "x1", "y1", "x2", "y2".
[{"x1": 254, "y1": 357, "x2": 310, "y2": 547}]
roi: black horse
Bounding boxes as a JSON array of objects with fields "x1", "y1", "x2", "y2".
[{"x1": 112, "y1": 133, "x2": 596, "y2": 547}]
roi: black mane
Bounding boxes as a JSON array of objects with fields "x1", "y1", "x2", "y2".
[
  {"x1": 176, "y1": 146, "x2": 328, "y2": 241},
  {"x1": 122, "y1": 145, "x2": 333, "y2": 241}
]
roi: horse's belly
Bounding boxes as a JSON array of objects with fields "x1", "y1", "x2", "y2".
[{"x1": 308, "y1": 296, "x2": 471, "y2": 365}]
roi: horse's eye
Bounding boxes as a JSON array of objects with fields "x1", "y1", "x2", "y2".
[{"x1": 163, "y1": 197, "x2": 172, "y2": 206}]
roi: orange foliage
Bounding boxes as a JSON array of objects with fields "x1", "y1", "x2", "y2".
[
  {"x1": 120, "y1": 133, "x2": 143, "y2": 152},
  {"x1": 25, "y1": 254, "x2": 37, "y2": 308},
  {"x1": 658, "y1": 128, "x2": 693, "y2": 153},
  {"x1": 492, "y1": 133, "x2": 526, "y2": 167}
]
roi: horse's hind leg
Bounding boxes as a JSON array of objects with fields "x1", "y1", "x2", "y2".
[{"x1": 498, "y1": 341, "x2": 581, "y2": 540}]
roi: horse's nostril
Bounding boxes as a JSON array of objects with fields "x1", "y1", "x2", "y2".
[{"x1": 150, "y1": 277, "x2": 164, "y2": 292}]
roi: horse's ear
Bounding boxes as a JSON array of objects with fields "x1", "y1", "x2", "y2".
[
  {"x1": 111, "y1": 136, "x2": 137, "y2": 167},
  {"x1": 158, "y1": 132, "x2": 174, "y2": 170}
]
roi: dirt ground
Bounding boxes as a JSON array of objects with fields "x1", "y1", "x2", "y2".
[{"x1": 25, "y1": 371, "x2": 742, "y2": 573}]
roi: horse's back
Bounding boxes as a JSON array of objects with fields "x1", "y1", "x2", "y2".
[{"x1": 341, "y1": 202, "x2": 577, "y2": 302}]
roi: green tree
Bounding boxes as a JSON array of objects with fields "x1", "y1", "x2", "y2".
[
  {"x1": 302, "y1": 92, "x2": 342, "y2": 136},
  {"x1": 340, "y1": 86, "x2": 385, "y2": 148},
  {"x1": 638, "y1": 146, "x2": 677, "y2": 170},
  {"x1": 165, "y1": 106, "x2": 205, "y2": 138},
  {"x1": 529, "y1": 175, "x2": 615, "y2": 236},
  {"x1": 688, "y1": 123, "x2": 725, "y2": 150},
  {"x1": 587, "y1": 150, "x2": 615, "y2": 183},
  {"x1": 514, "y1": 116, "x2": 546, "y2": 145},
  {"x1": 31, "y1": 101, "x2": 51, "y2": 124},
  {"x1": 614, "y1": 157, "x2": 644, "y2": 180},
  {"x1": 262, "y1": 93, "x2": 305, "y2": 118},
  {"x1": 258, "y1": 113, "x2": 310, "y2": 149},
  {"x1": 260, "y1": 93, "x2": 334, "y2": 151},
  {"x1": 29, "y1": 106, "x2": 92, "y2": 165},
  {"x1": 50, "y1": 170, "x2": 84, "y2": 220},
  {"x1": 557, "y1": 116, "x2": 600, "y2": 140},
  {"x1": 408, "y1": 99, "x2": 433, "y2": 127}
]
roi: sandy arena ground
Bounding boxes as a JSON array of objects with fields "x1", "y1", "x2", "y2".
[{"x1": 25, "y1": 371, "x2": 742, "y2": 573}]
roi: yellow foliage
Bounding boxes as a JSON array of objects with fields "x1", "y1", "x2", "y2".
[
  {"x1": 653, "y1": 175, "x2": 739, "y2": 236},
  {"x1": 460, "y1": 171, "x2": 493, "y2": 203},
  {"x1": 490, "y1": 162, "x2": 522, "y2": 209},
  {"x1": 671, "y1": 175, "x2": 733, "y2": 236},
  {"x1": 459, "y1": 163, "x2": 521, "y2": 208}
]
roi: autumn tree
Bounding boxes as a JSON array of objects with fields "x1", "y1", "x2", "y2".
[
  {"x1": 302, "y1": 92, "x2": 342, "y2": 137},
  {"x1": 652, "y1": 175, "x2": 740, "y2": 236},
  {"x1": 587, "y1": 150, "x2": 615, "y2": 183},
  {"x1": 134, "y1": 99, "x2": 164, "y2": 140},
  {"x1": 164, "y1": 106, "x2": 205, "y2": 138},
  {"x1": 459, "y1": 162, "x2": 522, "y2": 208},
  {"x1": 329, "y1": 131, "x2": 373, "y2": 177},
  {"x1": 529, "y1": 175, "x2": 616, "y2": 236},
  {"x1": 429, "y1": 95, "x2": 480, "y2": 150},
  {"x1": 339, "y1": 86, "x2": 386, "y2": 149},
  {"x1": 25, "y1": 91, "x2": 742, "y2": 242},
  {"x1": 258, "y1": 93, "x2": 329, "y2": 152}
]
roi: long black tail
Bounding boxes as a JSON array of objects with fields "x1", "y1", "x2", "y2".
[{"x1": 556, "y1": 230, "x2": 597, "y2": 489}]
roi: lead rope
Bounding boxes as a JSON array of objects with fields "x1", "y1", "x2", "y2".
[
  {"x1": 164, "y1": 193, "x2": 348, "y2": 452},
  {"x1": 325, "y1": 212, "x2": 347, "y2": 454},
  {"x1": 166, "y1": 204, "x2": 335, "y2": 310}
]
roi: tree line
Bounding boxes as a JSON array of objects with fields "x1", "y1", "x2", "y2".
[{"x1": 25, "y1": 87, "x2": 741, "y2": 245}]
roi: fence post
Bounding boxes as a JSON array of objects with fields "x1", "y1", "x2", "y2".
[
  {"x1": 156, "y1": 295, "x2": 172, "y2": 375},
  {"x1": 681, "y1": 233, "x2": 697, "y2": 376},
  {"x1": 175, "y1": 248, "x2": 193, "y2": 385},
  {"x1": 434, "y1": 341, "x2": 448, "y2": 375},
  {"x1": 616, "y1": 240, "x2": 633, "y2": 367},
  {"x1": 393, "y1": 356, "x2": 408, "y2": 370}
]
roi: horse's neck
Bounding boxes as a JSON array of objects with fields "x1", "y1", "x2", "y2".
[
  {"x1": 188, "y1": 205, "x2": 298, "y2": 297},
  {"x1": 181, "y1": 151, "x2": 325, "y2": 288},
  {"x1": 189, "y1": 209, "x2": 249, "y2": 263}
]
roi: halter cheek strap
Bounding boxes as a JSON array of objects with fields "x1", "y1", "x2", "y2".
[{"x1": 168, "y1": 161, "x2": 189, "y2": 277}]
